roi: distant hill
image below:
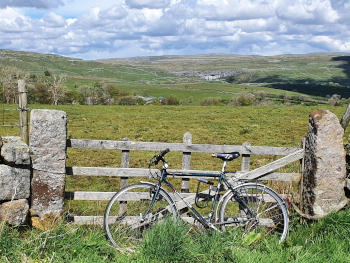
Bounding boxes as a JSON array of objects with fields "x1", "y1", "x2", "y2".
[
  {"x1": 1, "y1": 49, "x2": 350, "y2": 104},
  {"x1": 100, "y1": 52, "x2": 350, "y2": 98}
]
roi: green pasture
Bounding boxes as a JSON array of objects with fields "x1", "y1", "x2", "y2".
[
  {"x1": 1, "y1": 104, "x2": 348, "y2": 216},
  {"x1": 1, "y1": 103, "x2": 350, "y2": 262}
]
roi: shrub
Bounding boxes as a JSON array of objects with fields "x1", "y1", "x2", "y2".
[
  {"x1": 225, "y1": 75, "x2": 236, "y2": 83},
  {"x1": 162, "y1": 95, "x2": 180, "y2": 105},
  {"x1": 232, "y1": 93, "x2": 255, "y2": 106},
  {"x1": 28, "y1": 83, "x2": 51, "y2": 104},
  {"x1": 118, "y1": 96, "x2": 137, "y2": 105},
  {"x1": 328, "y1": 94, "x2": 341, "y2": 106},
  {"x1": 200, "y1": 97, "x2": 223, "y2": 106},
  {"x1": 44, "y1": 70, "x2": 51, "y2": 77},
  {"x1": 136, "y1": 97, "x2": 146, "y2": 105},
  {"x1": 254, "y1": 91, "x2": 267, "y2": 103}
]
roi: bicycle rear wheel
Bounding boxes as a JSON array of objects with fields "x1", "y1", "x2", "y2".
[
  {"x1": 104, "y1": 183, "x2": 178, "y2": 250},
  {"x1": 219, "y1": 183, "x2": 288, "y2": 243}
]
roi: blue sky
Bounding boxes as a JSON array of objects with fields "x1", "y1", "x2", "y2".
[{"x1": 0, "y1": 0, "x2": 349, "y2": 59}]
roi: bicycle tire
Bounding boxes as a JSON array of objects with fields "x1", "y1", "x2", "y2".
[
  {"x1": 219, "y1": 183, "x2": 289, "y2": 243},
  {"x1": 104, "y1": 183, "x2": 178, "y2": 250}
]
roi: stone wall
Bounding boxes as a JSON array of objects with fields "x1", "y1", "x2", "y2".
[{"x1": 0, "y1": 136, "x2": 30, "y2": 226}]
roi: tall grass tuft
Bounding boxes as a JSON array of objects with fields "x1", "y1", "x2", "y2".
[{"x1": 139, "y1": 218, "x2": 191, "y2": 262}]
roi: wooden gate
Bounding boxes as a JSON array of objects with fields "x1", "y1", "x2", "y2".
[{"x1": 65, "y1": 133, "x2": 304, "y2": 225}]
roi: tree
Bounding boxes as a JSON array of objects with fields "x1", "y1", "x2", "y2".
[
  {"x1": 0, "y1": 66, "x2": 22, "y2": 104},
  {"x1": 46, "y1": 74, "x2": 67, "y2": 105},
  {"x1": 29, "y1": 83, "x2": 51, "y2": 104},
  {"x1": 44, "y1": 70, "x2": 51, "y2": 77}
]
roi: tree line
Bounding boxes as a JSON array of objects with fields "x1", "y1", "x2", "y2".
[{"x1": 0, "y1": 67, "x2": 137, "y2": 105}]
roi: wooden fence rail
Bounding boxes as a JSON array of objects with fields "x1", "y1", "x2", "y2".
[{"x1": 66, "y1": 133, "x2": 304, "y2": 225}]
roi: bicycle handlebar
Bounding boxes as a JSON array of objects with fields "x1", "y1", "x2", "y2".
[{"x1": 153, "y1": 148, "x2": 170, "y2": 165}]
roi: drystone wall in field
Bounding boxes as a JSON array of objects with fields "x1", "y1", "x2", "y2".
[{"x1": 0, "y1": 136, "x2": 30, "y2": 226}]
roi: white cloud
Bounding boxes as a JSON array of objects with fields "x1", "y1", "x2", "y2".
[
  {"x1": 0, "y1": 0, "x2": 349, "y2": 59},
  {"x1": 0, "y1": 0, "x2": 64, "y2": 9},
  {"x1": 125, "y1": 0, "x2": 171, "y2": 9},
  {"x1": 196, "y1": 0, "x2": 275, "y2": 21},
  {"x1": 276, "y1": 0, "x2": 339, "y2": 24},
  {"x1": 41, "y1": 12, "x2": 65, "y2": 27},
  {"x1": 0, "y1": 7, "x2": 32, "y2": 33}
]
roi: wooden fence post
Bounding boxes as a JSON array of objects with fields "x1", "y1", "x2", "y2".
[
  {"x1": 119, "y1": 138, "x2": 130, "y2": 215},
  {"x1": 241, "y1": 142, "x2": 251, "y2": 172},
  {"x1": 18, "y1": 80, "x2": 29, "y2": 145},
  {"x1": 181, "y1": 132, "x2": 192, "y2": 193}
]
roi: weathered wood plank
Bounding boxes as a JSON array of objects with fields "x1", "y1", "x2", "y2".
[
  {"x1": 120, "y1": 138, "x2": 130, "y2": 215},
  {"x1": 181, "y1": 132, "x2": 192, "y2": 193},
  {"x1": 18, "y1": 80, "x2": 29, "y2": 144},
  {"x1": 241, "y1": 142, "x2": 251, "y2": 173},
  {"x1": 65, "y1": 191, "x2": 193, "y2": 201},
  {"x1": 241, "y1": 149, "x2": 304, "y2": 181},
  {"x1": 71, "y1": 215, "x2": 278, "y2": 227},
  {"x1": 70, "y1": 216, "x2": 195, "y2": 225},
  {"x1": 65, "y1": 191, "x2": 285, "y2": 202},
  {"x1": 120, "y1": 137, "x2": 130, "y2": 188},
  {"x1": 66, "y1": 166, "x2": 300, "y2": 182},
  {"x1": 68, "y1": 139, "x2": 300, "y2": 156}
]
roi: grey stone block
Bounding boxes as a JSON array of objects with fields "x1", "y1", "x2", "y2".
[
  {"x1": 0, "y1": 199, "x2": 29, "y2": 226},
  {"x1": 30, "y1": 109, "x2": 67, "y2": 150},
  {"x1": 31, "y1": 170, "x2": 65, "y2": 219},
  {"x1": 302, "y1": 109, "x2": 348, "y2": 218},
  {"x1": 0, "y1": 165, "x2": 30, "y2": 200},
  {"x1": 1, "y1": 136, "x2": 30, "y2": 165},
  {"x1": 31, "y1": 148, "x2": 66, "y2": 174}
]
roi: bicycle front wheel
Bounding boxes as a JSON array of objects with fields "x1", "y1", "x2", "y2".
[
  {"x1": 219, "y1": 183, "x2": 288, "y2": 243},
  {"x1": 104, "y1": 183, "x2": 178, "y2": 250}
]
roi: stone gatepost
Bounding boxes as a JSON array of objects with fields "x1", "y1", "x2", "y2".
[
  {"x1": 30, "y1": 109, "x2": 67, "y2": 228},
  {"x1": 302, "y1": 109, "x2": 348, "y2": 218}
]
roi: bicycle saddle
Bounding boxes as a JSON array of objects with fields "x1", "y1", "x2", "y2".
[{"x1": 212, "y1": 152, "x2": 240, "y2": 161}]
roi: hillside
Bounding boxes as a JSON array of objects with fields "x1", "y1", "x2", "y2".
[
  {"x1": 100, "y1": 53, "x2": 350, "y2": 98},
  {"x1": 1, "y1": 49, "x2": 350, "y2": 104}
]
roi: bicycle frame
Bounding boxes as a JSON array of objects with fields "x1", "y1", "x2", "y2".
[{"x1": 142, "y1": 161, "x2": 255, "y2": 230}]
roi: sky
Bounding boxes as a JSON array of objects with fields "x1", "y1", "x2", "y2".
[{"x1": 0, "y1": 0, "x2": 349, "y2": 60}]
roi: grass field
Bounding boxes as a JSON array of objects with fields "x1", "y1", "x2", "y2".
[
  {"x1": 1, "y1": 103, "x2": 347, "y2": 175},
  {"x1": 1, "y1": 103, "x2": 350, "y2": 262},
  {"x1": 1, "y1": 103, "x2": 348, "y2": 210}
]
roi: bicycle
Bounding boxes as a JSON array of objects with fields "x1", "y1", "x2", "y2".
[{"x1": 104, "y1": 149, "x2": 289, "y2": 250}]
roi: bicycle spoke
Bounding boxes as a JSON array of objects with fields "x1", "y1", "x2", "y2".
[
  {"x1": 104, "y1": 183, "x2": 177, "y2": 250},
  {"x1": 219, "y1": 183, "x2": 289, "y2": 243}
]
